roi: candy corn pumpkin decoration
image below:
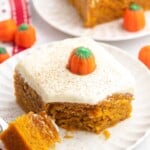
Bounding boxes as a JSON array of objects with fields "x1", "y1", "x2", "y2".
[
  {"x1": 15, "y1": 23, "x2": 36, "y2": 48},
  {"x1": 0, "y1": 19, "x2": 17, "y2": 42},
  {"x1": 138, "y1": 46, "x2": 150, "y2": 69},
  {"x1": 67, "y1": 47, "x2": 96, "y2": 75},
  {"x1": 123, "y1": 3, "x2": 145, "y2": 32},
  {"x1": 0, "y1": 47, "x2": 10, "y2": 63}
]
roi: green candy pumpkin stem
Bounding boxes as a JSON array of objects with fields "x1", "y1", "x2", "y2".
[
  {"x1": 0, "y1": 47, "x2": 6, "y2": 54},
  {"x1": 19, "y1": 23, "x2": 28, "y2": 31},
  {"x1": 75, "y1": 47, "x2": 92, "y2": 58},
  {"x1": 130, "y1": 3, "x2": 141, "y2": 11}
]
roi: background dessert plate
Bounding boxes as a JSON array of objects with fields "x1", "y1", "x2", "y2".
[
  {"x1": 0, "y1": 42, "x2": 150, "y2": 150},
  {"x1": 32, "y1": 0, "x2": 150, "y2": 41}
]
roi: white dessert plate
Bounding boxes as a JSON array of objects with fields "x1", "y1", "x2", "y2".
[
  {"x1": 0, "y1": 42, "x2": 150, "y2": 150},
  {"x1": 32, "y1": 0, "x2": 150, "y2": 41}
]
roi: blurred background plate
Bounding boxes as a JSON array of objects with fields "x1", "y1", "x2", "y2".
[{"x1": 32, "y1": 0, "x2": 150, "y2": 41}]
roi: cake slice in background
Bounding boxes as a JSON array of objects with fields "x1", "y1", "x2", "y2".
[
  {"x1": 14, "y1": 37, "x2": 135, "y2": 134},
  {"x1": 0, "y1": 112, "x2": 60, "y2": 150},
  {"x1": 69, "y1": 0, "x2": 150, "y2": 27}
]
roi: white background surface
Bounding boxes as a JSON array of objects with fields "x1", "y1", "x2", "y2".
[{"x1": 29, "y1": 1, "x2": 150, "y2": 150}]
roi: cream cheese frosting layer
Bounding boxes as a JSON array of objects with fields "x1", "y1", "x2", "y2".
[{"x1": 15, "y1": 38, "x2": 135, "y2": 104}]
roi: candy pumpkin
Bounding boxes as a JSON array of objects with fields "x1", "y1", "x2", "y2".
[
  {"x1": 67, "y1": 47, "x2": 96, "y2": 75},
  {"x1": 138, "y1": 46, "x2": 150, "y2": 69},
  {"x1": 123, "y1": 3, "x2": 145, "y2": 32},
  {"x1": 0, "y1": 47, "x2": 10, "y2": 63},
  {"x1": 0, "y1": 19, "x2": 17, "y2": 42},
  {"x1": 15, "y1": 23, "x2": 36, "y2": 48}
]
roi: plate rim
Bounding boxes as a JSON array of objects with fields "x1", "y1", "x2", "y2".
[{"x1": 0, "y1": 41, "x2": 150, "y2": 150}]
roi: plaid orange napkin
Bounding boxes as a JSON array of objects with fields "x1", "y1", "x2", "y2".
[{"x1": 0, "y1": 0, "x2": 30, "y2": 58}]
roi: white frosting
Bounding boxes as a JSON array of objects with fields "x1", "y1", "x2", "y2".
[
  {"x1": 15, "y1": 38, "x2": 135, "y2": 105},
  {"x1": 33, "y1": 114, "x2": 59, "y2": 132}
]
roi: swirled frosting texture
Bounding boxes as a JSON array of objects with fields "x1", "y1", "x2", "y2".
[{"x1": 16, "y1": 38, "x2": 135, "y2": 104}]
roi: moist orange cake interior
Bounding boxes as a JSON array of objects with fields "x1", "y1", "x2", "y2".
[{"x1": 0, "y1": 112, "x2": 60, "y2": 150}]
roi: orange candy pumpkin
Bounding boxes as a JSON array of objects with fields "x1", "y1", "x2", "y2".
[
  {"x1": 15, "y1": 23, "x2": 36, "y2": 48},
  {"x1": 0, "y1": 19, "x2": 17, "y2": 42},
  {"x1": 123, "y1": 3, "x2": 145, "y2": 32},
  {"x1": 67, "y1": 47, "x2": 96, "y2": 75},
  {"x1": 0, "y1": 47, "x2": 10, "y2": 63},
  {"x1": 138, "y1": 46, "x2": 150, "y2": 69}
]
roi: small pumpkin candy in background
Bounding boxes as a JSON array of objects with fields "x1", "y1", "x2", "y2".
[
  {"x1": 67, "y1": 47, "x2": 96, "y2": 75},
  {"x1": 0, "y1": 47, "x2": 10, "y2": 63},
  {"x1": 138, "y1": 45, "x2": 150, "y2": 69},
  {"x1": 0, "y1": 19, "x2": 17, "y2": 42},
  {"x1": 15, "y1": 23, "x2": 36, "y2": 48},
  {"x1": 123, "y1": 3, "x2": 145, "y2": 32}
]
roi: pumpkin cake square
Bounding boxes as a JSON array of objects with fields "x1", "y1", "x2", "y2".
[
  {"x1": 69, "y1": 0, "x2": 150, "y2": 27},
  {"x1": 0, "y1": 111, "x2": 60, "y2": 150},
  {"x1": 14, "y1": 38, "x2": 135, "y2": 133}
]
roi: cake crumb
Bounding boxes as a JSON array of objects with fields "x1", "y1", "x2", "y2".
[
  {"x1": 64, "y1": 131, "x2": 74, "y2": 139},
  {"x1": 103, "y1": 130, "x2": 111, "y2": 140}
]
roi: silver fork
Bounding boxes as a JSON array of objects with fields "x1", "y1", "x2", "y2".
[
  {"x1": 0, "y1": 118, "x2": 8, "y2": 150},
  {"x1": 0, "y1": 118, "x2": 8, "y2": 133},
  {"x1": 0, "y1": 125, "x2": 2, "y2": 133}
]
